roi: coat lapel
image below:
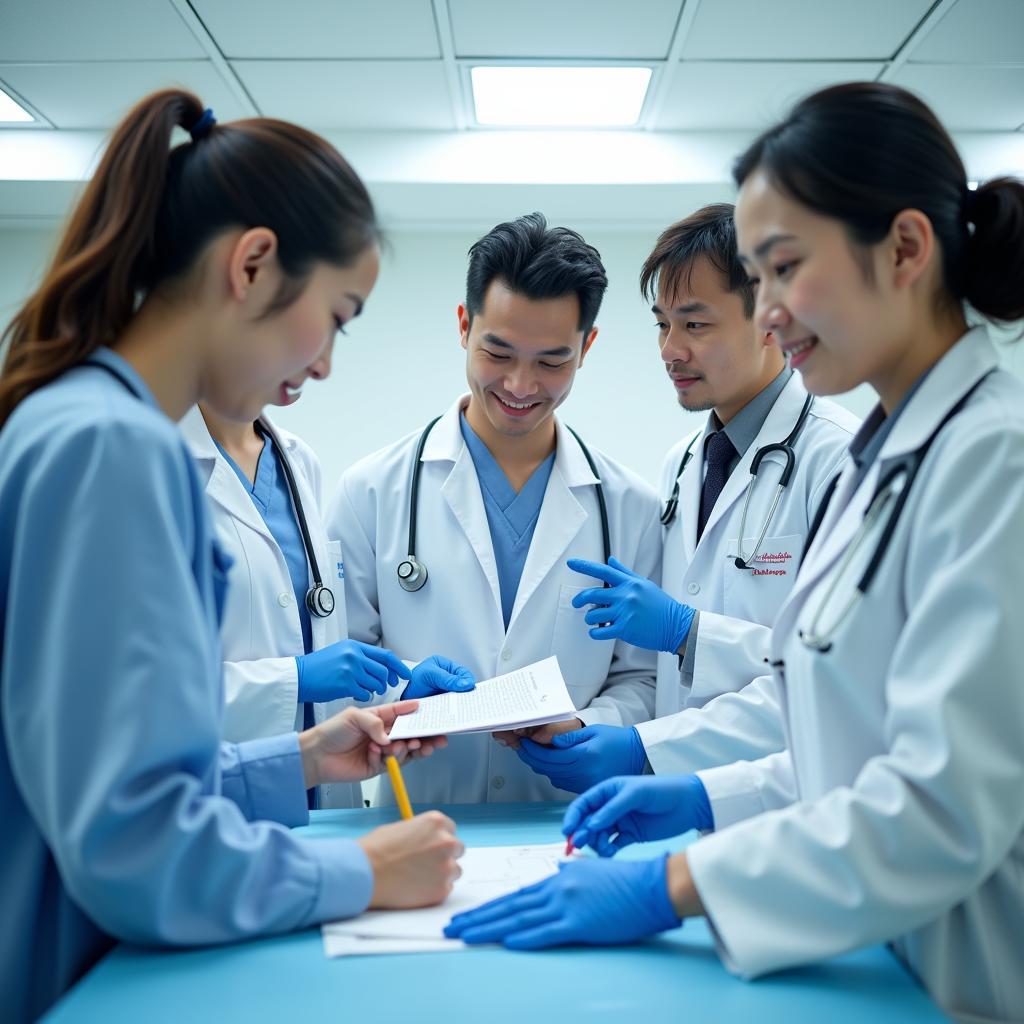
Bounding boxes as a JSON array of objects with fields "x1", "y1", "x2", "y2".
[{"x1": 179, "y1": 405, "x2": 274, "y2": 544}]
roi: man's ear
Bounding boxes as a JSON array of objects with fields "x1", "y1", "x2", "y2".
[
  {"x1": 457, "y1": 302, "x2": 471, "y2": 351},
  {"x1": 579, "y1": 326, "x2": 599, "y2": 367},
  {"x1": 227, "y1": 227, "x2": 279, "y2": 303}
]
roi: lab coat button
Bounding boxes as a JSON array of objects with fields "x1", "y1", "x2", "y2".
[
  {"x1": 277, "y1": 592, "x2": 291, "y2": 607},
  {"x1": 501, "y1": 649, "x2": 512, "y2": 661},
  {"x1": 491, "y1": 776, "x2": 505, "y2": 789},
  {"x1": 686, "y1": 582, "x2": 700, "y2": 596}
]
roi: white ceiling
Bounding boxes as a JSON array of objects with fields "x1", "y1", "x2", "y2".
[
  {"x1": 0, "y1": 0, "x2": 1020, "y2": 132},
  {"x1": 0, "y1": 0, "x2": 1022, "y2": 228}
]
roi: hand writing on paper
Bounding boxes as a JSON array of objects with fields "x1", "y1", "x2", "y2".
[{"x1": 358, "y1": 811, "x2": 465, "y2": 909}]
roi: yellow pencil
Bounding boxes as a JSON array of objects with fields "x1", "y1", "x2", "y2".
[{"x1": 385, "y1": 754, "x2": 414, "y2": 820}]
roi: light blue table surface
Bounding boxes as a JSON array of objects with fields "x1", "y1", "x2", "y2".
[{"x1": 46, "y1": 802, "x2": 947, "y2": 1023}]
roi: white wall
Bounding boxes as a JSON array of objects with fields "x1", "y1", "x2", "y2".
[{"x1": 4, "y1": 224, "x2": 1021, "y2": 495}]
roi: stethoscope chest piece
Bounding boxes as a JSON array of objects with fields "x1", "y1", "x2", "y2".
[
  {"x1": 306, "y1": 583, "x2": 335, "y2": 618},
  {"x1": 397, "y1": 556, "x2": 428, "y2": 592}
]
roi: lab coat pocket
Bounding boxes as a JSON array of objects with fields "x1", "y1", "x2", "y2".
[
  {"x1": 550, "y1": 584, "x2": 612, "y2": 696},
  {"x1": 722, "y1": 533, "x2": 801, "y2": 626},
  {"x1": 325, "y1": 539, "x2": 346, "y2": 584}
]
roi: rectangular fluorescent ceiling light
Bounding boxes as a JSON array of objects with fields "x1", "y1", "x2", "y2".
[
  {"x1": 472, "y1": 66, "x2": 651, "y2": 127},
  {"x1": 0, "y1": 85, "x2": 35, "y2": 123}
]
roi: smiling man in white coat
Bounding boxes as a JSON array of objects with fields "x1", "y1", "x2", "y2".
[
  {"x1": 326, "y1": 213, "x2": 662, "y2": 804},
  {"x1": 516, "y1": 204, "x2": 860, "y2": 794}
]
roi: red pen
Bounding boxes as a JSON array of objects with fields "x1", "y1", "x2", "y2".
[{"x1": 564, "y1": 835, "x2": 575, "y2": 857}]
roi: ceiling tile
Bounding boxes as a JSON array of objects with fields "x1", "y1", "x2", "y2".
[
  {"x1": 912, "y1": 0, "x2": 1024, "y2": 62},
  {"x1": 0, "y1": 0, "x2": 204, "y2": 61},
  {"x1": 190, "y1": 0, "x2": 440, "y2": 59},
  {"x1": 233, "y1": 61, "x2": 456, "y2": 129},
  {"x1": 892, "y1": 64, "x2": 1024, "y2": 130},
  {"x1": 654, "y1": 61, "x2": 883, "y2": 130},
  {"x1": 683, "y1": 0, "x2": 933, "y2": 60},
  {"x1": 449, "y1": 0, "x2": 683, "y2": 59},
  {"x1": 0, "y1": 62, "x2": 249, "y2": 129}
]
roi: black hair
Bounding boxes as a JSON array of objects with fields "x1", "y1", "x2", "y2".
[
  {"x1": 640, "y1": 203, "x2": 754, "y2": 317},
  {"x1": 465, "y1": 212, "x2": 608, "y2": 337},
  {"x1": 732, "y1": 81, "x2": 1024, "y2": 323}
]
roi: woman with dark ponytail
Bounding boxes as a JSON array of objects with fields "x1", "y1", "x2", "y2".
[
  {"x1": 0, "y1": 90, "x2": 461, "y2": 1022},
  {"x1": 447, "y1": 83, "x2": 1024, "y2": 1023}
]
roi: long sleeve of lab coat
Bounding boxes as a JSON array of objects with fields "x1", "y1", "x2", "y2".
[
  {"x1": 636, "y1": 672, "x2": 786, "y2": 774},
  {"x1": 685, "y1": 421, "x2": 1024, "y2": 1011},
  {"x1": 1, "y1": 415, "x2": 373, "y2": 954}
]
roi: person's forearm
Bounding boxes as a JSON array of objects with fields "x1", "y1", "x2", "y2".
[{"x1": 666, "y1": 852, "x2": 706, "y2": 918}]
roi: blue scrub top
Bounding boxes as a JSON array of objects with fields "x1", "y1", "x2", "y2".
[
  {"x1": 0, "y1": 349, "x2": 371, "y2": 1022},
  {"x1": 460, "y1": 412, "x2": 555, "y2": 629},
  {"x1": 215, "y1": 429, "x2": 313, "y2": 656}
]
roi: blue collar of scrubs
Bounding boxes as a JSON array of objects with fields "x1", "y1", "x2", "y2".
[{"x1": 85, "y1": 347, "x2": 161, "y2": 411}]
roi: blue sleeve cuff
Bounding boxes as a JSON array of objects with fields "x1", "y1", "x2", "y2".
[
  {"x1": 302, "y1": 837, "x2": 375, "y2": 924},
  {"x1": 222, "y1": 733, "x2": 310, "y2": 828}
]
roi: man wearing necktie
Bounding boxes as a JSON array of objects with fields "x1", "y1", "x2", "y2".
[{"x1": 515, "y1": 204, "x2": 861, "y2": 795}]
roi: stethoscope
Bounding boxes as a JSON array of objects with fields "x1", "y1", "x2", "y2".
[
  {"x1": 798, "y1": 375, "x2": 989, "y2": 654},
  {"x1": 254, "y1": 420, "x2": 335, "y2": 619},
  {"x1": 661, "y1": 394, "x2": 813, "y2": 571},
  {"x1": 85, "y1": 357, "x2": 335, "y2": 619},
  {"x1": 396, "y1": 417, "x2": 611, "y2": 592}
]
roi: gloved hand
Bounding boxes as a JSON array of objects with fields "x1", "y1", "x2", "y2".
[
  {"x1": 567, "y1": 556, "x2": 695, "y2": 653},
  {"x1": 403, "y1": 655, "x2": 476, "y2": 700},
  {"x1": 515, "y1": 725, "x2": 647, "y2": 793},
  {"x1": 563, "y1": 774, "x2": 713, "y2": 857},
  {"x1": 444, "y1": 854, "x2": 680, "y2": 949},
  {"x1": 296, "y1": 640, "x2": 411, "y2": 704}
]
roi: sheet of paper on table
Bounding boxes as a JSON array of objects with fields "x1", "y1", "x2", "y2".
[
  {"x1": 322, "y1": 843, "x2": 566, "y2": 958},
  {"x1": 387, "y1": 656, "x2": 577, "y2": 741}
]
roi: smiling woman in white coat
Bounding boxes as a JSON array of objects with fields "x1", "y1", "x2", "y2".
[{"x1": 445, "y1": 82, "x2": 1024, "y2": 1024}]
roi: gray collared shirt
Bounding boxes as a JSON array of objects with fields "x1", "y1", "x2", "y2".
[
  {"x1": 847, "y1": 372, "x2": 928, "y2": 495},
  {"x1": 707, "y1": 366, "x2": 794, "y2": 479}
]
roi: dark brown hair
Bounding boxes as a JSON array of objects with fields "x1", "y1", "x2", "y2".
[
  {"x1": 733, "y1": 81, "x2": 1024, "y2": 323},
  {"x1": 640, "y1": 203, "x2": 754, "y2": 317},
  {"x1": 0, "y1": 88, "x2": 378, "y2": 428}
]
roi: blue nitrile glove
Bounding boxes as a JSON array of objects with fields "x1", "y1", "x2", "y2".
[
  {"x1": 567, "y1": 556, "x2": 695, "y2": 653},
  {"x1": 563, "y1": 775, "x2": 713, "y2": 857},
  {"x1": 515, "y1": 725, "x2": 648, "y2": 793},
  {"x1": 444, "y1": 854, "x2": 681, "y2": 949},
  {"x1": 403, "y1": 654, "x2": 476, "y2": 700},
  {"x1": 296, "y1": 640, "x2": 411, "y2": 703}
]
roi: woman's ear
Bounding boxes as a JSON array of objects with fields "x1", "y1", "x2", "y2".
[
  {"x1": 227, "y1": 227, "x2": 279, "y2": 303},
  {"x1": 888, "y1": 209, "x2": 935, "y2": 291}
]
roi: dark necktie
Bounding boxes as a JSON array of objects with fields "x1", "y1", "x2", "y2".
[{"x1": 697, "y1": 430, "x2": 736, "y2": 541}]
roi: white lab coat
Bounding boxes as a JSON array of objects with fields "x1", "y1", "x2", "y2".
[
  {"x1": 180, "y1": 408, "x2": 361, "y2": 808},
  {"x1": 687, "y1": 328, "x2": 1024, "y2": 1024},
  {"x1": 637, "y1": 373, "x2": 859, "y2": 772},
  {"x1": 327, "y1": 396, "x2": 662, "y2": 804}
]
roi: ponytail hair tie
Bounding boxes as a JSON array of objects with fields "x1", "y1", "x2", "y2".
[{"x1": 190, "y1": 108, "x2": 216, "y2": 142}]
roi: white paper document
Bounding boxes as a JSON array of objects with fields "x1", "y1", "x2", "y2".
[
  {"x1": 322, "y1": 843, "x2": 565, "y2": 958},
  {"x1": 386, "y1": 656, "x2": 577, "y2": 740}
]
